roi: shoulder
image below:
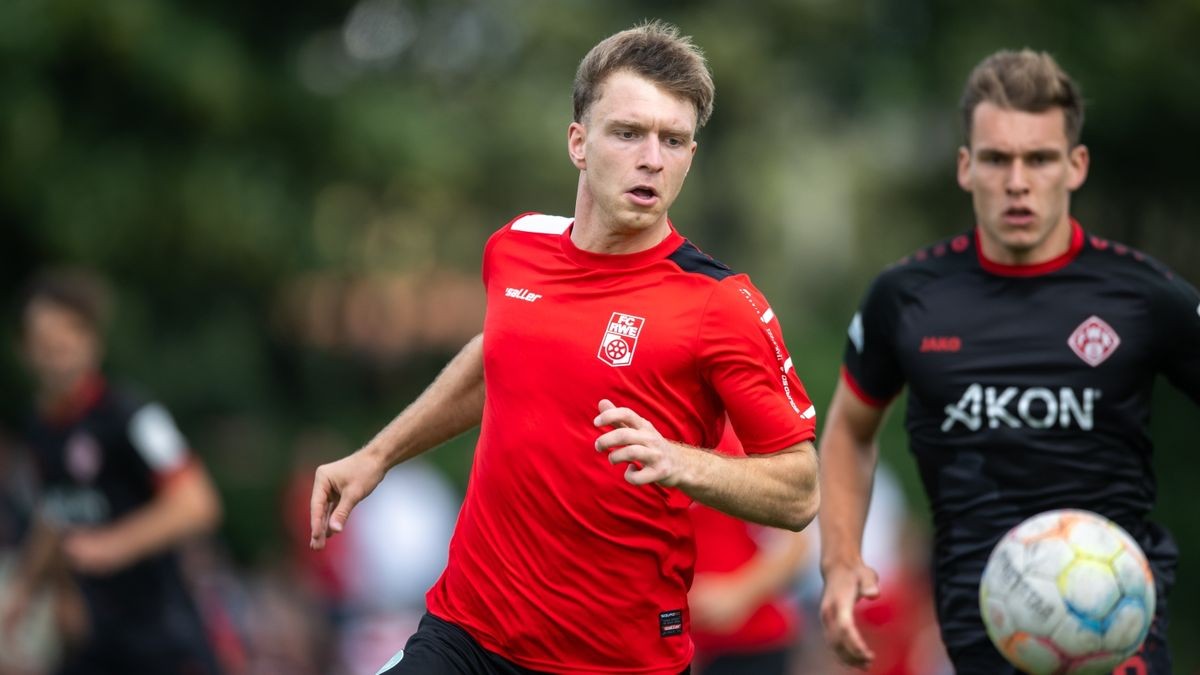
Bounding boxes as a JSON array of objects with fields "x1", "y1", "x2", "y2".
[
  {"x1": 868, "y1": 231, "x2": 977, "y2": 300},
  {"x1": 99, "y1": 382, "x2": 150, "y2": 423},
  {"x1": 666, "y1": 239, "x2": 738, "y2": 281},
  {"x1": 507, "y1": 212, "x2": 571, "y2": 235},
  {"x1": 1079, "y1": 233, "x2": 1192, "y2": 295}
]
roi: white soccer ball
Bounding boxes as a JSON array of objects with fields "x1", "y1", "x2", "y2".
[{"x1": 979, "y1": 509, "x2": 1154, "y2": 674}]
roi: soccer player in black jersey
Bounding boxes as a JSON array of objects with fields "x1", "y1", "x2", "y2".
[
  {"x1": 0, "y1": 270, "x2": 224, "y2": 675},
  {"x1": 817, "y1": 50, "x2": 1200, "y2": 675}
]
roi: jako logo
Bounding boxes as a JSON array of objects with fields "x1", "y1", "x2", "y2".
[
  {"x1": 942, "y1": 384, "x2": 1101, "y2": 432},
  {"x1": 505, "y1": 288, "x2": 541, "y2": 302},
  {"x1": 920, "y1": 336, "x2": 961, "y2": 352}
]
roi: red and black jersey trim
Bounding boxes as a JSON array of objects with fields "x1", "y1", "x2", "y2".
[{"x1": 669, "y1": 240, "x2": 735, "y2": 280}]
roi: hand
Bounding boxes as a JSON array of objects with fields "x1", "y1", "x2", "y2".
[
  {"x1": 309, "y1": 450, "x2": 388, "y2": 550},
  {"x1": 61, "y1": 528, "x2": 136, "y2": 576},
  {"x1": 819, "y1": 561, "x2": 880, "y2": 669},
  {"x1": 0, "y1": 582, "x2": 34, "y2": 644},
  {"x1": 688, "y1": 573, "x2": 756, "y2": 634},
  {"x1": 593, "y1": 400, "x2": 689, "y2": 487}
]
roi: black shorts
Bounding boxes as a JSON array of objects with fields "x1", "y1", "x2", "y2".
[
  {"x1": 378, "y1": 613, "x2": 691, "y2": 675},
  {"x1": 56, "y1": 627, "x2": 219, "y2": 675}
]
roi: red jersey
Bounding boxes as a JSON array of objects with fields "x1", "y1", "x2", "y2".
[{"x1": 425, "y1": 213, "x2": 816, "y2": 674}]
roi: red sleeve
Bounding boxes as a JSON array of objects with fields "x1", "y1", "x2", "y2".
[{"x1": 697, "y1": 276, "x2": 817, "y2": 455}]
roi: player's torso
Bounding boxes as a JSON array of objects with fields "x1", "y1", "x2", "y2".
[
  {"x1": 432, "y1": 218, "x2": 732, "y2": 672},
  {"x1": 28, "y1": 391, "x2": 154, "y2": 529}
]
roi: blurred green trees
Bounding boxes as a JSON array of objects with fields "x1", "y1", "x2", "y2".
[{"x1": 3, "y1": 0, "x2": 1198, "y2": 667}]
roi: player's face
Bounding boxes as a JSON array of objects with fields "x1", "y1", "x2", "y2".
[
  {"x1": 568, "y1": 70, "x2": 697, "y2": 245},
  {"x1": 22, "y1": 299, "x2": 101, "y2": 394},
  {"x1": 958, "y1": 102, "x2": 1089, "y2": 264}
]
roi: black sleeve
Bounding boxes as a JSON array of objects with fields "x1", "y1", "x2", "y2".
[
  {"x1": 842, "y1": 271, "x2": 906, "y2": 405},
  {"x1": 1154, "y1": 271, "x2": 1200, "y2": 405}
]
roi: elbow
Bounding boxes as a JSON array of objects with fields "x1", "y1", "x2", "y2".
[{"x1": 782, "y1": 485, "x2": 819, "y2": 532}]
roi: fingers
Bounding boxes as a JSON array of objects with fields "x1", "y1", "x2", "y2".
[
  {"x1": 594, "y1": 401, "x2": 652, "y2": 432},
  {"x1": 309, "y1": 468, "x2": 335, "y2": 550},
  {"x1": 819, "y1": 572, "x2": 878, "y2": 669}
]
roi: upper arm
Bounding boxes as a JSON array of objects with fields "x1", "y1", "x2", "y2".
[
  {"x1": 126, "y1": 402, "x2": 194, "y2": 488},
  {"x1": 823, "y1": 377, "x2": 889, "y2": 450},
  {"x1": 699, "y1": 279, "x2": 817, "y2": 455},
  {"x1": 1154, "y1": 272, "x2": 1200, "y2": 404},
  {"x1": 841, "y1": 274, "x2": 906, "y2": 406}
]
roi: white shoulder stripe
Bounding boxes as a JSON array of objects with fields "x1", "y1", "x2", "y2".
[
  {"x1": 511, "y1": 214, "x2": 571, "y2": 234},
  {"x1": 129, "y1": 403, "x2": 189, "y2": 472},
  {"x1": 761, "y1": 307, "x2": 775, "y2": 324}
]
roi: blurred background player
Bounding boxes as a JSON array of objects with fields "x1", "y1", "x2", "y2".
[
  {"x1": 688, "y1": 421, "x2": 811, "y2": 675},
  {"x1": 818, "y1": 50, "x2": 1200, "y2": 674},
  {"x1": 0, "y1": 269, "x2": 225, "y2": 675}
]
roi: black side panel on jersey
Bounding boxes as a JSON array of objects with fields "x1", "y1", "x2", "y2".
[{"x1": 669, "y1": 240, "x2": 735, "y2": 280}]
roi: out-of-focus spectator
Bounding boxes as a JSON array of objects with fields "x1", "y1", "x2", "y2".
[
  {"x1": 0, "y1": 268, "x2": 223, "y2": 674},
  {"x1": 690, "y1": 422, "x2": 811, "y2": 675},
  {"x1": 281, "y1": 431, "x2": 460, "y2": 675}
]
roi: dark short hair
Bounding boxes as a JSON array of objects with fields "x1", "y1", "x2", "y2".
[
  {"x1": 22, "y1": 268, "x2": 113, "y2": 334},
  {"x1": 573, "y1": 20, "x2": 715, "y2": 129},
  {"x1": 960, "y1": 49, "x2": 1084, "y2": 146}
]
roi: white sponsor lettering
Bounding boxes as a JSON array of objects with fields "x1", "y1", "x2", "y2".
[
  {"x1": 504, "y1": 287, "x2": 542, "y2": 302},
  {"x1": 41, "y1": 487, "x2": 111, "y2": 526},
  {"x1": 942, "y1": 384, "x2": 1100, "y2": 432}
]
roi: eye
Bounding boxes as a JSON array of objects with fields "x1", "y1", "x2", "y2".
[
  {"x1": 665, "y1": 136, "x2": 686, "y2": 148},
  {"x1": 617, "y1": 130, "x2": 638, "y2": 140}
]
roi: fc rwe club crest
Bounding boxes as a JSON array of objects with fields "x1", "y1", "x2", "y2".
[
  {"x1": 598, "y1": 312, "x2": 645, "y2": 367},
  {"x1": 1068, "y1": 315, "x2": 1121, "y2": 367}
]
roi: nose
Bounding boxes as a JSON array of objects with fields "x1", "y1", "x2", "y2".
[
  {"x1": 637, "y1": 136, "x2": 664, "y2": 173},
  {"x1": 1005, "y1": 159, "x2": 1029, "y2": 195}
]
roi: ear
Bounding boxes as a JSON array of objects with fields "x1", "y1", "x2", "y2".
[
  {"x1": 567, "y1": 122, "x2": 587, "y2": 170},
  {"x1": 1066, "y1": 144, "x2": 1089, "y2": 191},
  {"x1": 956, "y1": 146, "x2": 972, "y2": 192}
]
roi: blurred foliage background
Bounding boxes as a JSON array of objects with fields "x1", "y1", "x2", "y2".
[{"x1": 2, "y1": 0, "x2": 1198, "y2": 669}]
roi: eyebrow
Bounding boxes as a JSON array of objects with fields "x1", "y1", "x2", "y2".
[
  {"x1": 607, "y1": 118, "x2": 694, "y2": 139},
  {"x1": 975, "y1": 147, "x2": 1063, "y2": 157}
]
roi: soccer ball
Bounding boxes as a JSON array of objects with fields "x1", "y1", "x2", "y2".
[{"x1": 979, "y1": 509, "x2": 1154, "y2": 674}]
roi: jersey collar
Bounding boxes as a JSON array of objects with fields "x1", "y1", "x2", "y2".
[
  {"x1": 560, "y1": 221, "x2": 685, "y2": 270},
  {"x1": 41, "y1": 371, "x2": 107, "y2": 427},
  {"x1": 975, "y1": 218, "x2": 1085, "y2": 278}
]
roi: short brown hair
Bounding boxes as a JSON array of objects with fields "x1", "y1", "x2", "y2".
[
  {"x1": 573, "y1": 20, "x2": 715, "y2": 129},
  {"x1": 960, "y1": 49, "x2": 1084, "y2": 146},
  {"x1": 23, "y1": 268, "x2": 113, "y2": 335}
]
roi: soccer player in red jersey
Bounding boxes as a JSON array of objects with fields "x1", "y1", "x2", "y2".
[
  {"x1": 818, "y1": 51, "x2": 1200, "y2": 674},
  {"x1": 309, "y1": 21, "x2": 820, "y2": 675}
]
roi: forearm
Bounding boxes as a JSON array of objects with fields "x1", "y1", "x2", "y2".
[
  {"x1": 681, "y1": 442, "x2": 818, "y2": 531},
  {"x1": 363, "y1": 333, "x2": 485, "y2": 469},
  {"x1": 818, "y1": 437, "x2": 876, "y2": 571},
  {"x1": 101, "y1": 465, "x2": 221, "y2": 563},
  {"x1": 729, "y1": 530, "x2": 809, "y2": 605},
  {"x1": 11, "y1": 517, "x2": 61, "y2": 591}
]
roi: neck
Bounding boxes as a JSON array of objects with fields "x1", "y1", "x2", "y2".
[{"x1": 571, "y1": 174, "x2": 670, "y2": 255}]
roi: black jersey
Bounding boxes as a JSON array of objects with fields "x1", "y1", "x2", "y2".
[
  {"x1": 25, "y1": 377, "x2": 218, "y2": 674},
  {"x1": 841, "y1": 221, "x2": 1200, "y2": 671}
]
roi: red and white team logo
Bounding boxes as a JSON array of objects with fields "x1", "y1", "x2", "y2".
[
  {"x1": 1068, "y1": 315, "x2": 1121, "y2": 367},
  {"x1": 66, "y1": 432, "x2": 103, "y2": 483},
  {"x1": 598, "y1": 312, "x2": 645, "y2": 367}
]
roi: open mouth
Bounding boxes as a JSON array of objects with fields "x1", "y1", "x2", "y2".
[
  {"x1": 1004, "y1": 206, "x2": 1034, "y2": 223},
  {"x1": 629, "y1": 186, "x2": 658, "y2": 200}
]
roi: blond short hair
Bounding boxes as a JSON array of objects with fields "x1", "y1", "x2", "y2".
[
  {"x1": 573, "y1": 20, "x2": 715, "y2": 129},
  {"x1": 960, "y1": 49, "x2": 1084, "y2": 146}
]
